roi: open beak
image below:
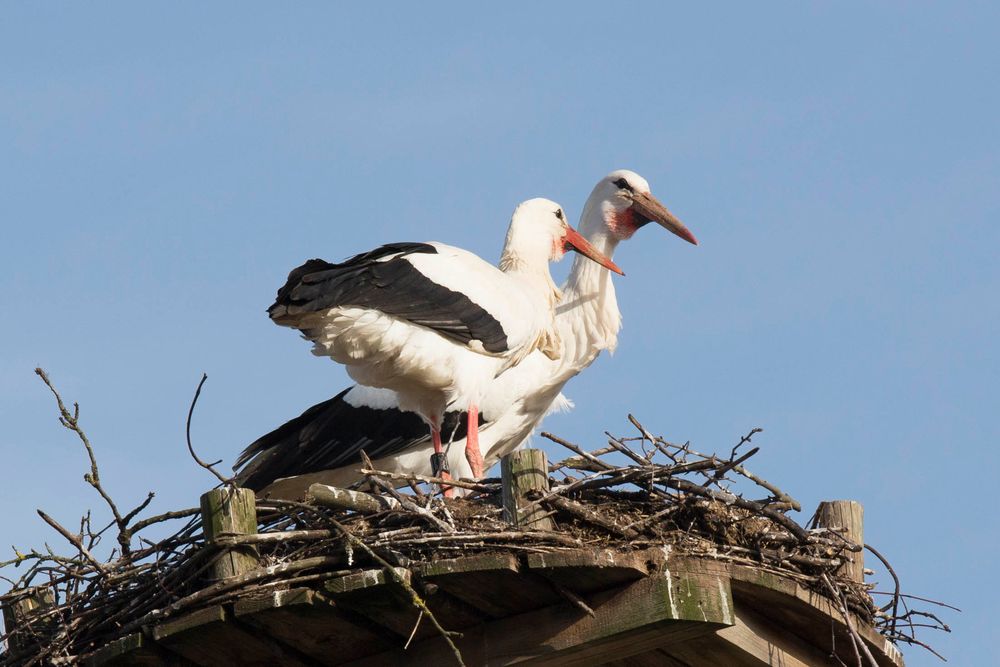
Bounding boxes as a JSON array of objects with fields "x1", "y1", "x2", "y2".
[
  {"x1": 629, "y1": 191, "x2": 698, "y2": 245},
  {"x1": 563, "y1": 225, "x2": 625, "y2": 276}
]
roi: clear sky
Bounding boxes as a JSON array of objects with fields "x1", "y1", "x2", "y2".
[{"x1": 2, "y1": 3, "x2": 996, "y2": 664}]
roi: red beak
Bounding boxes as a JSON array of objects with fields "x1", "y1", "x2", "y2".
[
  {"x1": 629, "y1": 191, "x2": 698, "y2": 246},
  {"x1": 563, "y1": 225, "x2": 625, "y2": 276}
]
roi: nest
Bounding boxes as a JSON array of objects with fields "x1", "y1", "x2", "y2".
[{"x1": 0, "y1": 372, "x2": 953, "y2": 666}]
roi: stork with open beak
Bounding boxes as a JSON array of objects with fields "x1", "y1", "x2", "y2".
[
  {"x1": 237, "y1": 170, "x2": 696, "y2": 497},
  {"x1": 266, "y1": 198, "x2": 622, "y2": 491}
]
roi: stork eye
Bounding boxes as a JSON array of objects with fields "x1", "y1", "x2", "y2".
[
  {"x1": 613, "y1": 177, "x2": 634, "y2": 192},
  {"x1": 555, "y1": 209, "x2": 565, "y2": 221}
]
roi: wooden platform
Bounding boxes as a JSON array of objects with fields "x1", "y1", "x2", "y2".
[{"x1": 86, "y1": 547, "x2": 904, "y2": 667}]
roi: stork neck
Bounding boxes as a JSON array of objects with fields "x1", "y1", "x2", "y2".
[
  {"x1": 499, "y1": 253, "x2": 562, "y2": 307},
  {"x1": 567, "y1": 231, "x2": 620, "y2": 285},
  {"x1": 556, "y1": 228, "x2": 622, "y2": 367}
]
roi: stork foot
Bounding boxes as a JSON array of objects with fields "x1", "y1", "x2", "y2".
[
  {"x1": 465, "y1": 446, "x2": 485, "y2": 480},
  {"x1": 465, "y1": 404, "x2": 484, "y2": 479}
]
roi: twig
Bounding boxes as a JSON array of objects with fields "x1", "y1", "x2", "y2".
[
  {"x1": 360, "y1": 468, "x2": 499, "y2": 494},
  {"x1": 35, "y1": 368, "x2": 133, "y2": 555},
  {"x1": 35, "y1": 510, "x2": 106, "y2": 577},
  {"x1": 821, "y1": 573, "x2": 879, "y2": 667},
  {"x1": 129, "y1": 508, "x2": 201, "y2": 534},
  {"x1": 537, "y1": 493, "x2": 639, "y2": 539},
  {"x1": 404, "y1": 610, "x2": 424, "y2": 650},
  {"x1": 185, "y1": 373, "x2": 230, "y2": 485},
  {"x1": 540, "y1": 432, "x2": 614, "y2": 470}
]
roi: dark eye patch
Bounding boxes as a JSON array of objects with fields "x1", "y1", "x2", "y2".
[
  {"x1": 613, "y1": 177, "x2": 634, "y2": 192},
  {"x1": 555, "y1": 209, "x2": 565, "y2": 220}
]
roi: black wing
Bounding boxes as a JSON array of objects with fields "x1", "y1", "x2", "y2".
[
  {"x1": 269, "y1": 242, "x2": 508, "y2": 353},
  {"x1": 234, "y1": 387, "x2": 486, "y2": 491}
]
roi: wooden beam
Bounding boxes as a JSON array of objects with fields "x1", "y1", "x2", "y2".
[
  {"x1": 664, "y1": 604, "x2": 843, "y2": 666},
  {"x1": 323, "y1": 567, "x2": 424, "y2": 640},
  {"x1": 527, "y1": 548, "x2": 651, "y2": 594},
  {"x1": 150, "y1": 604, "x2": 315, "y2": 666},
  {"x1": 502, "y1": 449, "x2": 554, "y2": 530},
  {"x1": 727, "y1": 564, "x2": 904, "y2": 667},
  {"x1": 86, "y1": 632, "x2": 195, "y2": 666},
  {"x1": 344, "y1": 568, "x2": 734, "y2": 666},
  {"x1": 234, "y1": 587, "x2": 383, "y2": 665},
  {"x1": 414, "y1": 552, "x2": 561, "y2": 617}
]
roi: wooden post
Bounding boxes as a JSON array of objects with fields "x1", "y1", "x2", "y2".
[
  {"x1": 501, "y1": 449, "x2": 554, "y2": 530},
  {"x1": 816, "y1": 499, "x2": 864, "y2": 583},
  {"x1": 2, "y1": 586, "x2": 54, "y2": 650},
  {"x1": 200, "y1": 487, "x2": 258, "y2": 580}
]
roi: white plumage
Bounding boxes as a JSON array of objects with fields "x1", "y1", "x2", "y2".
[
  {"x1": 266, "y1": 197, "x2": 622, "y2": 488},
  {"x1": 239, "y1": 170, "x2": 696, "y2": 498}
]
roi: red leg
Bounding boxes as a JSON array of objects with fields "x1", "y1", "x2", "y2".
[
  {"x1": 465, "y1": 404, "x2": 485, "y2": 479},
  {"x1": 431, "y1": 424, "x2": 454, "y2": 498}
]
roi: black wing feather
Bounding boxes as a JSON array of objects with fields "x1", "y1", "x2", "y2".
[
  {"x1": 270, "y1": 242, "x2": 508, "y2": 353},
  {"x1": 234, "y1": 387, "x2": 486, "y2": 491}
]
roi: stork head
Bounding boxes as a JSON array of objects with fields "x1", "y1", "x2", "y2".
[
  {"x1": 504, "y1": 198, "x2": 624, "y2": 275},
  {"x1": 584, "y1": 169, "x2": 698, "y2": 245}
]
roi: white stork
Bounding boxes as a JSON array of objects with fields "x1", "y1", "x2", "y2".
[
  {"x1": 265, "y1": 198, "x2": 622, "y2": 490},
  {"x1": 237, "y1": 170, "x2": 696, "y2": 498}
]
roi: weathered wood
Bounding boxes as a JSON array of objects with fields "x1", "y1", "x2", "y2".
[
  {"x1": 308, "y1": 482, "x2": 401, "y2": 513},
  {"x1": 501, "y1": 448, "x2": 554, "y2": 530},
  {"x1": 728, "y1": 564, "x2": 904, "y2": 667},
  {"x1": 527, "y1": 548, "x2": 651, "y2": 594},
  {"x1": 602, "y1": 650, "x2": 693, "y2": 667},
  {"x1": 665, "y1": 604, "x2": 842, "y2": 666},
  {"x1": 816, "y1": 499, "x2": 865, "y2": 583},
  {"x1": 151, "y1": 604, "x2": 313, "y2": 666},
  {"x1": 324, "y1": 567, "x2": 425, "y2": 640},
  {"x1": 199, "y1": 487, "x2": 258, "y2": 580},
  {"x1": 234, "y1": 587, "x2": 383, "y2": 665},
  {"x1": 345, "y1": 569, "x2": 733, "y2": 666},
  {"x1": 1, "y1": 586, "x2": 54, "y2": 650},
  {"x1": 87, "y1": 632, "x2": 194, "y2": 666},
  {"x1": 414, "y1": 552, "x2": 561, "y2": 617},
  {"x1": 86, "y1": 549, "x2": 905, "y2": 667}
]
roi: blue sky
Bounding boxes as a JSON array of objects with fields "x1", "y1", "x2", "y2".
[{"x1": 2, "y1": 3, "x2": 996, "y2": 663}]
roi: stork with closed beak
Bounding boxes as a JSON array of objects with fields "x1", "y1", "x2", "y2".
[
  {"x1": 237, "y1": 170, "x2": 697, "y2": 498},
  {"x1": 266, "y1": 198, "x2": 622, "y2": 490}
]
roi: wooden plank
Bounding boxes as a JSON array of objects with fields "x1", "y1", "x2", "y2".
[
  {"x1": 325, "y1": 564, "x2": 484, "y2": 642},
  {"x1": 599, "y1": 649, "x2": 693, "y2": 667},
  {"x1": 87, "y1": 632, "x2": 194, "y2": 666},
  {"x1": 323, "y1": 568, "x2": 425, "y2": 641},
  {"x1": 663, "y1": 603, "x2": 842, "y2": 667},
  {"x1": 527, "y1": 548, "x2": 651, "y2": 594},
  {"x1": 345, "y1": 568, "x2": 734, "y2": 666},
  {"x1": 414, "y1": 552, "x2": 561, "y2": 617},
  {"x1": 234, "y1": 587, "x2": 383, "y2": 665},
  {"x1": 150, "y1": 604, "x2": 314, "y2": 666},
  {"x1": 727, "y1": 565, "x2": 904, "y2": 667},
  {"x1": 720, "y1": 604, "x2": 844, "y2": 666}
]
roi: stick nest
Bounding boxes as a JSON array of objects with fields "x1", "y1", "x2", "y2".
[{"x1": 0, "y1": 374, "x2": 953, "y2": 666}]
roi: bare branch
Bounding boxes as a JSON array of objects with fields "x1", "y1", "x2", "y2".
[{"x1": 184, "y1": 373, "x2": 230, "y2": 486}]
